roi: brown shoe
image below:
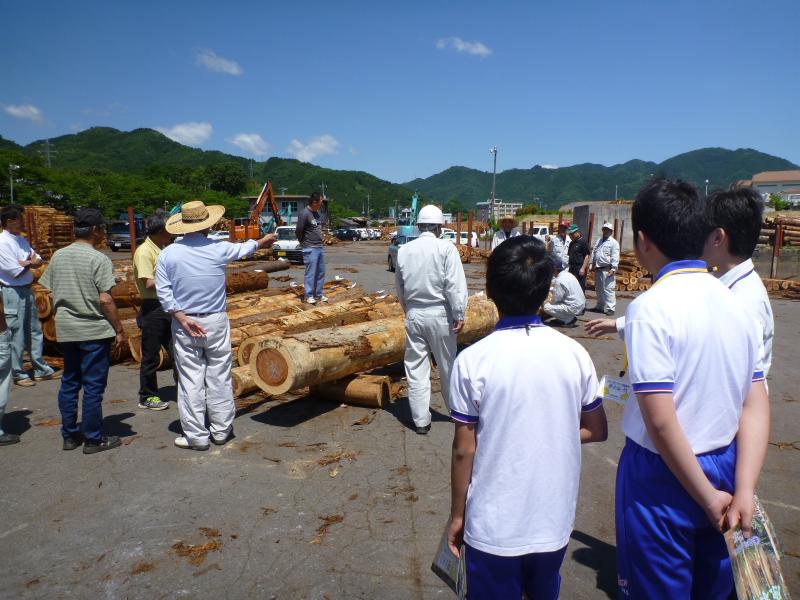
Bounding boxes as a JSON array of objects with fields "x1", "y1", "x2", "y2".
[
  {"x1": 34, "y1": 370, "x2": 62, "y2": 381},
  {"x1": 14, "y1": 378, "x2": 35, "y2": 387}
]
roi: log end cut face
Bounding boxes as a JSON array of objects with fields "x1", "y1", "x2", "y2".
[{"x1": 256, "y1": 348, "x2": 290, "y2": 389}]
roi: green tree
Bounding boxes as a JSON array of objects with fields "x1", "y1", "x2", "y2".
[{"x1": 767, "y1": 193, "x2": 789, "y2": 211}]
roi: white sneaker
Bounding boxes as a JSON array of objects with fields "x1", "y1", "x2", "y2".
[
  {"x1": 306, "y1": 297, "x2": 317, "y2": 305},
  {"x1": 318, "y1": 295, "x2": 329, "y2": 303},
  {"x1": 174, "y1": 436, "x2": 209, "y2": 451}
]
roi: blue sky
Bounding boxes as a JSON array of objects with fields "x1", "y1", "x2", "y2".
[{"x1": 2, "y1": 0, "x2": 798, "y2": 183}]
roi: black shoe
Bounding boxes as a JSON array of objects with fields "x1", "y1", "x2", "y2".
[
  {"x1": 415, "y1": 424, "x2": 431, "y2": 435},
  {"x1": 587, "y1": 306, "x2": 604, "y2": 313},
  {"x1": 83, "y1": 435, "x2": 121, "y2": 454},
  {"x1": 564, "y1": 318, "x2": 578, "y2": 328},
  {"x1": 0, "y1": 433, "x2": 20, "y2": 446},
  {"x1": 62, "y1": 436, "x2": 82, "y2": 451},
  {"x1": 211, "y1": 431, "x2": 234, "y2": 446}
]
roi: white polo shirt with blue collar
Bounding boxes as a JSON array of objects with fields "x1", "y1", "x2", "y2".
[
  {"x1": 449, "y1": 315, "x2": 602, "y2": 556},
  {"x1": 719, "y1": 258, "x2": 774, "y2": 377},
  {"x1": 622, "y1": 260, "x2": 763, "y2": 454}
]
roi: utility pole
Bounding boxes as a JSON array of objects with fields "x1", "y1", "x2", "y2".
[
  {"x1": 489, "y1": 146, "x2": 498, "y2": 224},
  {"x1": 280, "y1": 187, "x2": 287, "y2": 196},
  {"x1": 8, "y1": 164, "x2": 20, "y2": 202},
  {"x1": 615, "y1": 184, "x2": 618, "y2": 201},
  {"x1": 249, "y1": 159, "x2": 254, "y2": 180},
  {"x1": 319, "y1": 181, "x2": 327, "y2": 200},
  {"x1": 40, "y1": 139, "x2": 56, "y2": 168},
  {"x1": 366, "y1": 190, "x2": 370, "y2": 220}
]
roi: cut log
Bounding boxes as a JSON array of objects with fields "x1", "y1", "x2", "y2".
[
  {"x1": 310, "y1": 374, "x2": 391, "y2": 408},
  {"x1": 232, "y1": 365, "x2": 259, "y2": 397},
  {"x1": 33, "y1": 285, "x2": 52, "y2": 319},
  {"x1": 41, "y1": 317, "x2": 57, "y2": 341},
  {"x1": 249, "y1": 296, "x2": 498, "y2": 395}
]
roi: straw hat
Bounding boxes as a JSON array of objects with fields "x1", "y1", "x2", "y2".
[
  {"x1": 166, "y1": 201, "x2": 226, "y2": 235},
  {"x1": 498, "y1": 214, "x2": 518, "y2": 227}
]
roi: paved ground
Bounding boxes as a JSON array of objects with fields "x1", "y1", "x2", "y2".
[{"x1": 0, "y1": 240, "x2": 797, "y2": 599}]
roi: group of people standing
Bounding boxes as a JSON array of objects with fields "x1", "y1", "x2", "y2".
[{"x1": 395, "y1": 181, "x2": 773, "y2": 599}]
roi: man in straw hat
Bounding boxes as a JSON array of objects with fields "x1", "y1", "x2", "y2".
[
  {"x1": 156, "y1": 201, "x2": 276, "y2": 451},
  {"x1": 491, "y1": 215, "x2": 520, "y2": 251},
  {"x1": 588, "y1": 222, "x2": 620, "y2": 315}
]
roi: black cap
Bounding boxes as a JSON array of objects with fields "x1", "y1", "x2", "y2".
[{"x1": 75, "y1": 208, "x2": 104, "y2": 228}]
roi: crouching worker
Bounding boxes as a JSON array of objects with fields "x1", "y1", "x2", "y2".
[
  {"x1": 446, "y1": 236, "x2": 607, "y2": 599},
  {"x1": 543, "y1": 256, "x2": 585, "y2": 327}
]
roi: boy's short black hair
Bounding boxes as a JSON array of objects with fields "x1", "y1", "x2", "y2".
[
  {"x1": 486, "y1": 236, "x2": 553, "y2": 315},
  {"x1": 632, "y1": 179, "x2": 705, "y2": 260},
  {"x1": 0, "y1": 204, "x2": 25, "y2": 227},
  {"x1": 309, "y1": 191, "x2": 322, "y2": 203},
  {"x1": 705, "y1": 185, "x2": 764, "y2": 259}
]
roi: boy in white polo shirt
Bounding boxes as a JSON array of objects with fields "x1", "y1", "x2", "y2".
[
  {"x1": 616, "y1": 180, "x2": 769, "y2": 599},
  {"x1": 445, "y1": 236, "x2": 608, "y2": 599}
]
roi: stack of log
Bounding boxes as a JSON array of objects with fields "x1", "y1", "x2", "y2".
[
  {"x1": 760, "y1": 216, "x2": 800, "y2": 246},
  {"x1": 323, "y1": 233, "x2": 341, "y2": 246},
  {"x1": 24, "y1": 206, "x2": 75, "y2": 261},
  {"x1": 761, "y1": 278, "x2": 800, "y2": 300},
  {"x1": 586, "y1": 251, "x2": 652, "y2": 292}
]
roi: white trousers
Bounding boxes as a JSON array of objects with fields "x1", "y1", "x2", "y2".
[
  {"x1": 595, "y1": 269, "x2": 616, "y2": 313},
  {"x1": 171, "y1": 312, "x2": 234, "y2": 445},
  {"x1": 543, "y1": 302, "x2": 579, "y2": 324},
  {"x1": 403, "y1": 306, "x2": 457, "y2": 427}
]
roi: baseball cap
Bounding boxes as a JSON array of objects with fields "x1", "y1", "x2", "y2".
[
  {"x1": 75, "y1": 208, "x2": 105, "y2": 228},
  {"x1": 602, "y1": 221, "x2": 613, "y2": 229},
  {"x1": 567, "y1": 224, "x2": 579, "y2": 234}
]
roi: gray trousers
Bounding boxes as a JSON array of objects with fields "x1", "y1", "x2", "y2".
[
  {"x1": 171, "y1": 312, "x2": 234, "y2": 445},
  {"x1": 403, "y1": 306, "x2": 457, "y2": 427},
  {"x1": 595, "y1": 269, "x2": 616, "y2": 313}
]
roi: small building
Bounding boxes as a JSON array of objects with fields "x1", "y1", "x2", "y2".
[
  {"x1": 572, "y1": 201, "x2": 634, "y2": 251},
  {"x1": 243, "y1": 193, "x2": 329, "y2": 226},
  {"x1": 744, "y1": 170, "x2": 800, "y2": 207},
  {"x1": 476, "y1": 200, "x2": 524, "y2": 222}
]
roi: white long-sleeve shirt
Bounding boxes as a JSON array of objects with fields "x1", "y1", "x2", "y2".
[
  {"x1": 156, "y1": 233, "x2": 258, "y2": 314},
  {"x1": 0, "y1": 230, "x2": 40, "y2": 286},
  {"x1": 491, "y1": 229, "x2": 520, "y2": 251},
  {"x1": 548, "y1": 234, "x2": 570, "y2": 269},
  {"x1": 395, "y1": 231, "x2": 467, "y2": 321},
  {"x1": 550, "y1": 270, "x2": 586, "y2": 313},
  {"x1": 590, "y1": 235, "x2": 620, "y2": 269}
]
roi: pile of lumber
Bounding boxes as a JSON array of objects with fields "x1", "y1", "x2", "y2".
[
  {"x1": 761, "y1": 278, "x2": 800, "y2": 300},
  {"x1": 323, "y1": 233, "x2": 341, "y2": 245},
  {"x1": 760, "y1": 216, "x2": 800, "y2": 246},
  {"x1": 24, "y1": 206, "x2": 75, "y2": 261},
  {"x1": 587, "y1": 251, "x2": 652, "y2": 292}
]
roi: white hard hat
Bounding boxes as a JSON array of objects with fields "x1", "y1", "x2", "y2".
[
  {"x1": 417, "y1": 204, "x2": 445, "y2": 225},
  {"x1": 602, "y1": 222, "x2": 613, "y2": 230}
]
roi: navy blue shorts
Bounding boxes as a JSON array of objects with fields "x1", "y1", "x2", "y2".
[
  {"x1": 616, "y1": 437, "x2": 736, "y2": 599},
  {"x1": 464, "y1": 543, "x2": 567, "y2": 599}
]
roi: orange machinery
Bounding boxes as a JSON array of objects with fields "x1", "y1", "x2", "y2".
[{"x1": 230, "y1": 181, "x2": 284, "y2": 241}]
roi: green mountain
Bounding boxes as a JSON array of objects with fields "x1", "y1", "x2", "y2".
[
  {"x1": 405, "y1": 148, "x2": 798, "y2": 209},
  {"x1": 2, "y1": 127, "x2": 797, "y2": 218}
]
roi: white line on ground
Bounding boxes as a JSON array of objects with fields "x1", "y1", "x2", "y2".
[
  {"x1": 0, "y1": 523, "x2": 28, "y2": 539},
  {"x1": 605, "y1": 457, "x2": 619, "y2": 468},
  {"x1": 761, "y1": 499, "x2": 800, "y2": 512}
]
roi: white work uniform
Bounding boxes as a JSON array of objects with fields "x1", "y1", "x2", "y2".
[
  {"x1": 395, "y1": 231, "x2": 467, "y2": 427},
  {"x1": 450, "y1": 315, "x2": 602, "y2": 555},
  {"x1": 719, "y1": 258, "x2": 774, "y2": 376},
  {"x1": 544, "y1": 270, "x2": 586, "y2": 323},
  {"x1": 491, "y1": 229, "x2": 520, "y2": 251},
  {"x1": 623, "y1": 261, "x2": 762, "y2": 454},
  {"x1": 156, "y1": 233, "x2": 259, "y2": 445},
  {"x1": 548, "y1": 234, "x2": 570, "y2": 269},
  {"x1": 590, "y1": 235, "x2": 620, "y2": 313}
]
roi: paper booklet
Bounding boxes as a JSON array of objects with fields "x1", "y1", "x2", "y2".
[
  {"x1": 431, "y1": 530, "x2": 467, "y2": 598},
  {"x1": 724, "y1": 495, "x2": 792, "y2": 600}
]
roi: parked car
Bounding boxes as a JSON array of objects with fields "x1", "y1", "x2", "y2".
[
  {"x1": 387, "y1": 234, "x2": 419, "y2": 272},
  {"x1": 528, "y1": 225, "x2": 549, "y2": 241},
  {"x1": 439, "y1": 231, "x2": 456, "y2": 242},
  {"x1": 271, "y1": 226, "x2": 303, "y2": 263},
  {"x1": 460, "y1": 231, "x2": 480, "y2": 248},
  {"x1": 335, "y1": 228, "x2": 360, "y2": 241},
  {"x1": 208, "y1": 230, "x2": 230, "y2": 241},
  {"x1": 440, "y1": 230, "x2": 479, "y2": 248},
  {"x1": 355, "y1": 228, "x2": 370, "y2": 240},
  {"x1": 107, "y1": 219, "x2": 146, "y2": 251}
]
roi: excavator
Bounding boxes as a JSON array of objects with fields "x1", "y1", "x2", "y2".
[{"x1": 231, "y1": 180, "x2": 284, "y2": 241}]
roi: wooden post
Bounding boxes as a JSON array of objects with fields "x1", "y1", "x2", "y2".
[
  {"x1": 557, "y1": 211, "x2": 563, "y2": 226},
  {"x1": 613, "y1": 218, "x2": 620, "y2": 241},
  {"x1": 770, "y1": 223, "x2": 784, "y2": 279},
  {"x1": 587, "y1": 213, "x2": 595, "y2": 246},
  {"x1": 456, "y1": 212, "x2": 462, "y2": 245},
  {"x1": 619, "y1": 219, "x2": 625, "y2": 250},
  {"x1": 127, "y1": 207, "x2": 137, "y2": 255},
  {"x1": 521, "y1": 222, "x2": 527, "y2": 235},
  {"x1": 467, "y1": 211, "x2": 474, "y2": 250},
  {"x1": 549, "y1": 221, "x2": 555, "y2": 235}
]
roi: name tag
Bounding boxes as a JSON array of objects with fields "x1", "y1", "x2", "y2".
[{"x1": 597, "y1": 375, "x2": 631, "y2": 405}]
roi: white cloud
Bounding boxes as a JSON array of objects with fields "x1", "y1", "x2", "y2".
[
  {"x1": 195, "y1": 49, "x2": 243, "y2": 76},
  {"x1": 287, "y1": 134, "x2": 340, "y2": 163},
  {"x1": 4, "y1": 104, "x2": 43, "y2": 121},
  {"x1": 155, "y1": 122, "x2": 213, "y2": 146},
  {"x1": 227, "y1": 133, "x2": 270, "y2": 157},
  {"x1": 542, "y1": 164, "x2": 559, "y2": 169},
  {"x1": 435, "y1": 37, "x2": 492, "y2": 58}
]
